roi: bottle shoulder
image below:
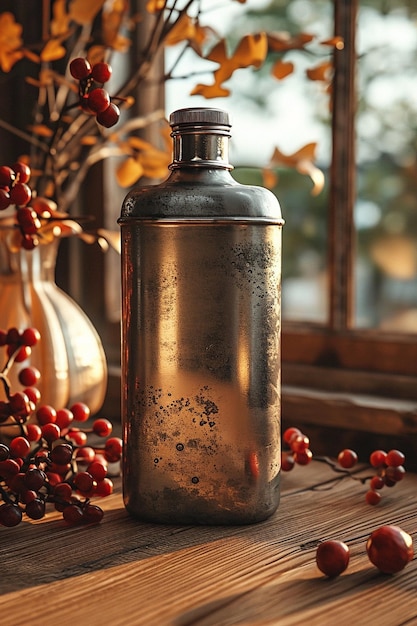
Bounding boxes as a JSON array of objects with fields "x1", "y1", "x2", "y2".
[{"x1": 119, "y1": 171, "x2": 283, "y2": 222}]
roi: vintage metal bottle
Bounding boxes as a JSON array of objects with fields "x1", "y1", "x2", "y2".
[{"x1": 119, "y1": 107, "x2": 284, "y2": 524}]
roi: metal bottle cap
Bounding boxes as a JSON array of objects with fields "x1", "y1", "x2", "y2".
[{"x1": 169, "y1": 107, "x2": 231, "y2": 129}]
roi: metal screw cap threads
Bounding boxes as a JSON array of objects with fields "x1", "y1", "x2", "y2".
[{"x1": 169, "y1": 107, "x2": 232, "y2": 169}]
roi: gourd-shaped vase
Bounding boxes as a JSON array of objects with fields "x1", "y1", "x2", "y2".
[{"x1": 0, "y1": 231, "x2": 107, "y2": 413}]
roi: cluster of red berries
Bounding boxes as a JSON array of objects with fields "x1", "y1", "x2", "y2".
[
  {"x1": 336, "y1": 446, "x2": 406, "y2": 505},
  {"x1": 0, "y1": 162, "x2": 59, "y2": 249},
  {"x1": 0, "y1": 326, "x2": 122, "y2": 527},
  {"x1": 316, "y1": 525, "x2": 414, "y2": 577},
  {"x1": 69, "y1": 58, "x2": 120, "y2": 128},
  {"x1": 281, "y1": 426, "x2": 313, "y2": 471},
  {"x1": 282, "y1": 427, "x2": 406, "y2": 507}
]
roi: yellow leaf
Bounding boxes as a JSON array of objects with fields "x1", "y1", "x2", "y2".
[
  {"x1": 306, "y1": 61, "x2": 333, "y2": 82},
  {"x1": 69, "y1": 0, "x2": 106, "y2": 25},
  {"x1": 0, "y1": 12, "x2": 24, "y2": 72},
  {"x1": 267, "y1": 31, "x2": 314, "y2": 52},
  {"x1": 116, "y1": 157, "x2": 144, "y2": 187},
  {"x1": 272, "y1": 60, "x2": 294, "y2": 80},
  {"x1": 40, "y1": 39, "x2": 67, "y2": 62}
]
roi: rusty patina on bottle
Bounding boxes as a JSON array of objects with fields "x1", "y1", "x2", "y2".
[{"x1": 119, "y1": 107, "x2": 284, "y2": 524}]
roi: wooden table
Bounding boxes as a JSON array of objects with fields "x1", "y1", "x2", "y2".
[{"x1": 1, "y1": 460, "x2": 416, "y2": 626}]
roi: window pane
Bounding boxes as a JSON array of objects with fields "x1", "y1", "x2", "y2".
[
  {"x1": 165, "y1": 0, "x2": 333, "y2": 323},
  {"x1": 355, "y1": 0, "x2": 417, "y2": 331}
]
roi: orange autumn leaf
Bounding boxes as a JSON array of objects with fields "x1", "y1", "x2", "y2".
[
  {"x1": 127, "y1": 136, "x2": 155, "y2": 151},
  {"x1": 267, "y1": 31, "x2": 314, "y2": 52},
  {"x1": 69, "y1": 0, "x2": 106, "y2": 25},
  {"x1": 191, "y1": 33, "x2": 268, "y2": 99},
  {"x1": 40, "y1": 39, "x2": 67, "y2": 62},
  {"x1": 306, "y1": 60, "x2": 333, "y2": 82},
  {"x1": 272, "y1": 59, "x2": 294, "y2": 80},
  {"x1": 27, "y1": 124, "x2": 54, "y2": 138},
  {"x1": 50, "y1": 0, "x2": 71, "y2": 37},
  {"x1": 268, "y1": 143, "x2": 324, "y2": 196},
  {"x1": 165, "y1": 14, "x2": 208, "y2": 49},
  {"x1": 0, "y1": 12, "x2": 24, "y2": 72},
  {"x1": 139, "y1": 148, "x2": 171, "y2": 179},
  {"x1": 116, "y1": 157, "x2": 144, "y2": 188}
]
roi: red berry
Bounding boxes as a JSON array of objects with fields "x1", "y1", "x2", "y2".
[
  {"x1": 55, "y1": 408, "x2": 74, "y2": 430},
  {"x1": 365, "y1": 489, "x2": 382, "y2": 505},
  {"x1": 337, "y1": 448, "x2": 358, "y2": 469},
  {"x1": 369, "y1": 449, "x2": 387, "y2": 468},
  {"x1": 12, "y1": 161, "x2": 31, "y2": 183},
  {"x1": 94, "y1": 477, "x2": 113, "y2": 497},
  {"x1": 290, "y1": 434, "x2": 310, "y2": 453},
  {"x1": 69, "y1": 57, "x2": 91, "y2": 80},
  {"x1": 366, "y1": 525, "x2": 413, "y2": 574},
  {"x1": 316, "y1": 540, "x2": 350, "y2": 577},
  {"x1": 41, "y1": 422, "x2": 61, "y2": 442},
  {"x1": 9, "y1": 436, "x2": 30, "y2": 459},
  {"x1": 88, "y1": 88, "x2": 111, "y2": 113},
  {"x1": 0, "y1": 503, "x2": 22, "y2": 527},
  {"x1": 74, "y1": 471, "x2": 95, "y2": 493},
  {"x1": 25, "y1": 498, "x2": 46, "y2": 520},
  {"x1": 104, "y1": 437, "x2": 123, "y2": 462},
  {"x1": 36, "y1": 404, "x2": 57, "y2": 425},
  {"x1": 10, "y1": 182, "x2": 31, "y2": 206},
  {"x1": 88, "y1": 460, "x2": 107, "y2": 482},
  {"x1": 294, "y1": 448, "x2": 313, "y2": 466},
  {"x1": 370, "y1": 475, "x2": 385, "y2": 490},
  {"x1": 18, "y1": 366, "x2": 41, "y2": 387},
  {"x1": 67, "y1": 428, "x2": 87, "y2": 446},
  {"x1": 83, "y1": 503, "x2": 104, "y2": 524},
  {"x1": 16, "y1": 207, "x2": 41, "y2": 235},
  {"x1": 24, "y1": 386, "x2": 41, "y2": 405},
  {"x1": 385, "y1": 449, "x2": 405, "y2": 468},
  {"x1": 63, "y1": 503, "x2": 84, "y2": 525},
  {"x1": 70, "y1": 402, "x2": 90, "y2": 422},
  {"x1": 21, "y1": 327, "x2": 41, "y2": 346},
  {"x1": 385, "y1": 465, "x2": 406, "y2": 483},
  {"x1": 283, "y1": 427, "x2": 301, "y2": 445},
  {"x1": 0, "y1": 165, "x2": 15, "y2": 187},
  {"x1": 50, "y1": 443, "x2": 73, "y2": 465},
  {"x1": 25, "y1": 423, "x2": 42, "y2": 442},
  {"x1": 91, "y1": 62, "x2": 112, "y2": 83},
  {"x1": 97, "y1": 102, "x2": 120, "y2": 128},
  {"x1": 92, "y1": 418, "x2": 112, "y2": 437},
  {"x1": 75, "y1": 446, "x2": 95, "y2": 465}
]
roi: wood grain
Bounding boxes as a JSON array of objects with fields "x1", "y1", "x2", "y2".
[{"x1": 0, "y1": 461, "x2": 416, "y2": 625}]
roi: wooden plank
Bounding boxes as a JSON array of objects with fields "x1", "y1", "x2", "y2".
[{"x1": 0, "y1": 464, "x2": 416, "y2": 625}]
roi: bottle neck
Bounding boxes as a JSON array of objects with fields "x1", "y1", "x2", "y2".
[{"x1": 169, "y1": 128, "x2": 233, "y2": 171}]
